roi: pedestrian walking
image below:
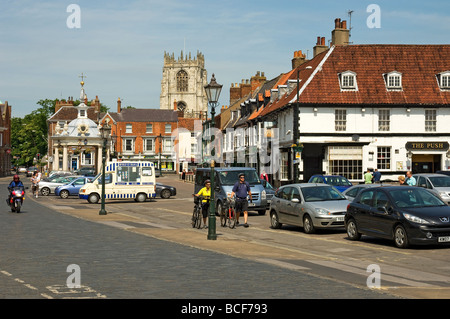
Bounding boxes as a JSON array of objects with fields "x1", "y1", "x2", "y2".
[
  {"x1": 364, "y1": 169, "x2": 373, "y2": 184},
  {"x1": 405, "y1": 171, "x2": 416, "y2": 186},
  {"x1": 31, "y1": 171, "x2": 39, "y2": 198},
  {"x1": 230, "y1": 173, "x2": 252, "y2": 228},
  {"x1": 398, "y1": 175, "x2": 405, "y2": 185},
  {"x1": 373, "y1": 169, "x2": 381, "y2": 183}
]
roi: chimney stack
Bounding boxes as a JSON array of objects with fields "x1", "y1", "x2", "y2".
[
  {"x1": 292, "y1": 50, "x2": 307, "y2": 69},
  {"x1": 331, "y1": 17, "x2": 349, "y2": 46},
  {"x1": 313, "y1": 36, "x2": 328, "y2": 57},
  {"x1": 117, "y1": 97, "x2": 121, "y2": 113}
]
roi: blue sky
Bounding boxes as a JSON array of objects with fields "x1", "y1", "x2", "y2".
[{"x1": 1, "y1": 0, "x2": 449, "y2": 118}]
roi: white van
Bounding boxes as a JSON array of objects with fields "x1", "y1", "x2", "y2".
[{"x1": 79, "y1": 161, "x2": 156, "y2": 203}]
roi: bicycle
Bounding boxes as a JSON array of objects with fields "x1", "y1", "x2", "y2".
[
  {"x1": 192, "y1": 195, "x2": 203, "y2": 229},
  {"x1": 223, "y1": 197, "x2": 237, "y2": 229},
  {"x1": 192, "y1": 195, "x2": 210, "y2": 229}
]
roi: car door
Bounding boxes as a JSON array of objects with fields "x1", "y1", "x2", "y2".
[
  {"x1": 368, "y1": 190, "x2": 396, "y2": 238},
  {"x1": 286, "y1": 186, "x2": 303, "y2": 226},
  {"x1": 70, "y1": 178, "x2": 87, "y2": 195},
  {"x1": 276, "y1": 187, "x2": 292, "y2": 224},
  {"x1": 352, "y1": 189, "x2": 376, "y2": 232}
]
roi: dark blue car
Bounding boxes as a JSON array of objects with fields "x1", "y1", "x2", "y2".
[
  {"x1": 308, "y1": 174, "x2": 353, "y2": 192},
  {"x1": 55, "y1": 177, "x2": 94, "y2": 198}
]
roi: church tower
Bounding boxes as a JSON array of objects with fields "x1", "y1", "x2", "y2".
[{"x1": 160, "y1": 51, "x2": 208, "y2": 117}]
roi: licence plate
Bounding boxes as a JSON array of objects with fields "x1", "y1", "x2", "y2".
[
  {"x1": 336, "y1": 217, "x2": 344, "y2": 222},
  {"x1": 438, "y1": 236, "x2": 450, "y2": 243},
  {"x1": 249, "y1": 203, "x2": 255, "y2": 207}
]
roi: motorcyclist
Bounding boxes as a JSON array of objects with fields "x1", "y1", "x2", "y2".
[{"x1": 7, "y1": 174, "x2": 24, "y2": 205}]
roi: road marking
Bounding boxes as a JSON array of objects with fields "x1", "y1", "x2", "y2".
[
  {"x1": 0, "y1": 268, "x2": 106, "y2": 299},
  {"x1": 255, "y1": 258, "x2": 310, "y2": 271},
  {"x1": 306, "y1": 259, "x2": 437, "y2": 287}
]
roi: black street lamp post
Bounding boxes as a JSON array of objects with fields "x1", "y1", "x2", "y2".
[
  {"x1": 204, "y1": 74, "x2": 222, "y2": 240},
  {"x1": 99, "y1": 120, "x2": 111, "y2": 215}
]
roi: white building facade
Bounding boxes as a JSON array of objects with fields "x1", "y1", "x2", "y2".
[{"x1": 255, "y1": 44, "x2": 450, "y2": 184}]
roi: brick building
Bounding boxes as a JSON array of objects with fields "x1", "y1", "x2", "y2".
[{"x1": 102, "y1": 99, "x2": 201, "y2": 173}]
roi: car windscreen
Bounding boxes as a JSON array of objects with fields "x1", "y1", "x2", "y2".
[
  {"x1": 218, "y1": 170, "x2": 261, "y2": 186},
  {"x1": 390, "y1": 188, "x2": 446, "y2": 208},
  {"x1": 324, "y1": 176, "x2": 352, "y2": 186},
  {"x1": 429, "y1": 176, "x2": 450, "y2": 187},
  {"x1": 301, "y1": 186, "x2": 346, "y2": 202}
]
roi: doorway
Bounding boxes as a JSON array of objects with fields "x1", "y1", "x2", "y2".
[{"x1": 412, "y1": 154, "x2": 441, "y2": 173}]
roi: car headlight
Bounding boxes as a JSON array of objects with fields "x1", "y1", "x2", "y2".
[
  {"x1": 261, "y1": 190, "x2": 266, "y2": 200},
  {"x1": 439, "y1": 191, "x2": 450, "y2": 198},
  {"x1": 403, "y1": 213, "x2": 430, "y2": 224},
  {"x1": 315, "y1": 208, "x2": 331, "y2": 215}
]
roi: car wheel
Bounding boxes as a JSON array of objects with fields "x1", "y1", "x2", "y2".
[
  {"x1": 346, "y1": 218, "x2": 361, "y2": 241},
  {"x1": 270, "y1": 211, "x2": 282, "y2": 229},
  {"x1": 257, "y1": 209, "x2": 266, "y2": 216},
  {"x1": 160, "y1": 189, "x2": 171, "y2": 199},
  {"x1": 303, "y1": 214, "x2": 316, "y2": 234},
  {"x1": 136, "y1": 193, "x2": 147, "y2": 202},
  {"x1": 88, "y1": 193, "x2": 99, "y2": 204},
  {"x1": 41, "y1": 187, "x2": 50, "y2": 196},
  {"x1": 394, "y1": 225, "x2": 409, "y2": 249},
  {"x1": 60, "y1": 190, "x2": 70, "y2": 199}
]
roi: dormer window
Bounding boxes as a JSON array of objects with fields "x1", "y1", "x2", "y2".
[
  {"x1": 384, "y1": 71, "x2": 402, "y2": 90},
  {"x1": 437, "y1": 71, "x2": 450, "y2": 90},
  {"x1": 339, "y1": 71, "x2": 357, "y2": 91}
]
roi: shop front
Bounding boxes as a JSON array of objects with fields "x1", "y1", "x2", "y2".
[{"x1": 406, "y1": 142, "x2": 450, "y2": 173}]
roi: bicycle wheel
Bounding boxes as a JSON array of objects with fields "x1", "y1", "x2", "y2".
[
  {"x1": 191, "y1": 206, "x2": 201, "y2": 228},
  {"x1": 195, "y1": 206, "x2": 203, "y2": 229},
  {"x1": 219, "y1": 204, "x2": 227, "y2": 227},
  {"x1": 228, "y1": 208, "x2": 237, "y2": 229}
]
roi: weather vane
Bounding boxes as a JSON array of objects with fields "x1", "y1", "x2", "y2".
[{"x1": 79, "y1": 72, "x2": 87, "y2": 86}]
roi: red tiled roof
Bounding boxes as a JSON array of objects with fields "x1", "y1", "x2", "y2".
[
  {"x1": 259, "y1": 49, "x2": 329, "y2": 118},
  {"x1": 300, "y1": 45, "x2": 450, "y2": 105},
  {"x1": 259, "y1": 45, "x2": 450, "y2": 119}
]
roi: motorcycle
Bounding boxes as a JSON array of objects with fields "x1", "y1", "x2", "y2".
[{"x1": 8, "y1": 186, "x2": 26, "y2": 213}]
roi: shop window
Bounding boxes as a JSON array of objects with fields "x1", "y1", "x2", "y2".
[
  {"x1": 377, "y1": 147, "x2": 391, "y2": 170},
  {"x1": 280, "y1": 152, "x2": 289, "y2": 180}
]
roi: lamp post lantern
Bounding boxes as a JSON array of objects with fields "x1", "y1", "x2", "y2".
[
  {"x1": 204, "y1": 74, "x2": 222, "y2": 240},
  {"x1": 99, "y1": 120, "x2": 111, "y2": 215}
]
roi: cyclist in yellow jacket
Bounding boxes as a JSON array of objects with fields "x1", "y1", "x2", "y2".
[{"x1": 195, "y1": 179, "x2": 211, "y2": 229}]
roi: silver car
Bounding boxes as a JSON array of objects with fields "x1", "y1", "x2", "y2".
[
  {"x1": 413, "y1": 173, "x2": 450, "y2": 205},
  {"x1": 269, "y1": 183, "x2": 350, "y2": 234},
  {"x1": 39, "y1": 175, "x2": 79, "y2": 196},
  {"x1": 342, "y1": 184, "x2": 382, "y2": 201}
]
